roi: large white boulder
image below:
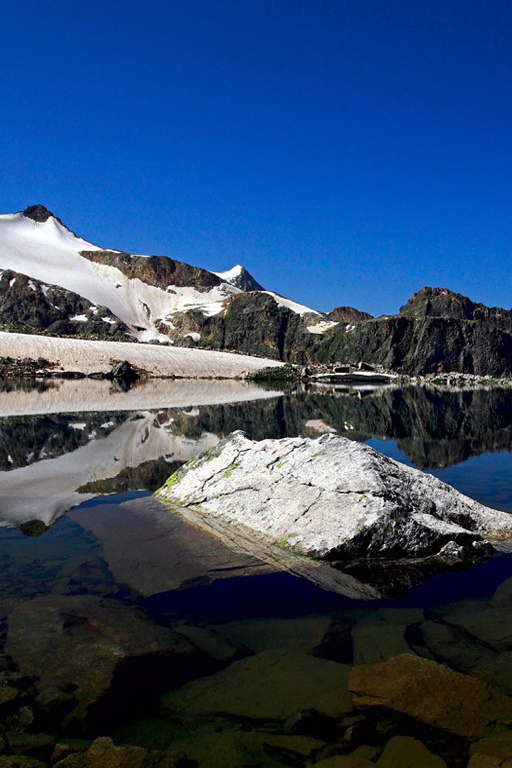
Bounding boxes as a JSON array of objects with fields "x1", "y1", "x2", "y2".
[{"x1": 156, "y1": 431, "x2": 512, "y2": 562}]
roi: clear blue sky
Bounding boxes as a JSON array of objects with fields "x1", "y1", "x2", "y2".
[{"x1": 2, "y1": 0, "x2": 512, "y2": 315}]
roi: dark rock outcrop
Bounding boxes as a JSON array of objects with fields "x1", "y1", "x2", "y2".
[
  {"x1": 0, "y1": 270, "x2": 129, "y2": 339},
  {"x1": 0, "y1": 356, "x2": 54, "y2": 379},
  {"x1": 400, "y1": 286, "x2": 512, "y2": 330},
  {"x1": 21, "y1": 204, "x2": 83, "y2": 238},
  {"x1": 327, "y1": 306, "x2": 373, "y2": 323},
  {"x1": 80, "y1": 250, "x2": 223, "y2": 292},
  {"x1": 109, "y1": 360, "x2": 140, "y2": 387},
  {"x1": 22, "y1": 204, "x2": 55, "y2": 223},
  {"x1": 199, "y1": 292, "x2": 314, "y2": 361},
  {"x1": 313, "y1": 315, "x2": 512, "y2": 376}
]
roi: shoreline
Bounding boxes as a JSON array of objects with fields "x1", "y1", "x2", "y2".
[
  {"x1": 2, "y1": 332, "x2": 512, "y2": 389},
  {"x1": 250, "y1": 362, "x2": 512, "y2": 390}
]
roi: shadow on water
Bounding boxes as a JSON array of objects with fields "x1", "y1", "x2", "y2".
[{"x1": 142, "y1": 553, "x2": 512, "y2": 626}]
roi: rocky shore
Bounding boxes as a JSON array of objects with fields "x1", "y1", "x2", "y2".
[{"x1": 250, "y1": 361, "x2": 512, "y2": 390}]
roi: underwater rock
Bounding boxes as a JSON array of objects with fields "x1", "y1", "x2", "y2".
[
  {"x1": 0, "y1": 683, "x2": 20, "y2": 715},
  {"x1": 469, "y1": 732, "x2": 512, "y2": 763},
  {"x1": 156, "y1": 431, "x2": 512, "y2": 563},
  {"x1": 351, "y1": 617, "x2": 411, "y2": 666},
  {"x1": 418, "y1": 620, "x2": 512, "y2": 694},
  {"x1": 310, "y1": 753, "x2": 374, "y2": 767},
  {"x1": 376, "y1": 735, "x2": 446, "y2": 767},
  {"x1": 0, "y1": 758, "x2": 48, "y2": 768},
  {"x1": 349, "y1": 653, "x2": 512, "y2": 740},
  {"x1": 163, "y1": 649, "x2": 354, "y2": 720},
  {"x1": 154, "y1": 731, "x2": 323, "y2": 768},
  {"x1": 211, "y1": 615, "x2": 333, "y2": 655},
  {"x1": 53, "y1": 737, "x2": 190, "y2": 767},
  {"x1": 4, "y1": 595, "x2": 203, "y2": 726}
]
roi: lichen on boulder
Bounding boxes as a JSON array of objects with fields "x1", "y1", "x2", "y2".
[{"x1": 156, "y1": 431, "x2": 512, "y2": 564}]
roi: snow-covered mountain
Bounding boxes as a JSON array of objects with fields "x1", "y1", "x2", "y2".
[{"x1": 0, "y1": 205, "x2": 323, "y2": 346}]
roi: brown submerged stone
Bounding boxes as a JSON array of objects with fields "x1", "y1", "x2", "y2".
[
  {"x1": 54, "y1": 737, "x2": 189, "y2": 767},
  {"x1": 349, "y1": 653, "x2": 512, "y2": 741}
]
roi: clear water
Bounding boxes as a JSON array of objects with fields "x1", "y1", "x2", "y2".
[{"x1": 2, "y1": 382, "x2": 512, "y2": 765}]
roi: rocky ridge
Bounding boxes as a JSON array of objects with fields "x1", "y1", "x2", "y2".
[
  {"x1": 400, "y1": 286, "x2": 512, "y2": 329},
  {"x1": 4, "y1": 206, "x2": 512, "y2": 377},
  {"x1": 327, "y1": 306, "x2": 373, "y2": 323}
]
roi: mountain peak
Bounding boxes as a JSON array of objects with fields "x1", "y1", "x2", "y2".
[
  {"x1": 327, "y1": 305, "x2": 373, "y2": 323},
  {"x1": 213, "y1": 264, "x2": 265, "y2": 292},
  {"x1": 23, "y1": 204, "x2": 55, "y2": 223},
  {"x1": 399, "y1": 286, "x2": 477, "y2": 320}
]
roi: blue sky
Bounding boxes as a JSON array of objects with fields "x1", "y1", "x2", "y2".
[{"x1": 2, "y1": 0, "x2": 512, "y2": 315}]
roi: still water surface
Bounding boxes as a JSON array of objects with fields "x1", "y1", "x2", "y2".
[{"x1": 2, "y1": 381, "x2": 512, "y2": 765}]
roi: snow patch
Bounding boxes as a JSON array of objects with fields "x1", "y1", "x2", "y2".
[
  {"x1": 213, "y1": 265, "x2": 244, "y2": 283},
  {"x1": 307, "y1": 320, "x2": 338, "y2": 334},
  {"x1": 263, "y1": 291, "x2": 321, "y2": 316}
]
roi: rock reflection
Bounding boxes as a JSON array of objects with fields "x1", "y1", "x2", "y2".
[{"x1": 3, "y1": 385, "x2": 512, "y2": 531}]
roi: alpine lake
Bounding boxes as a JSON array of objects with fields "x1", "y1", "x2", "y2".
[{"x1": 2, "y1": 378, "x2": 512, "y2": 767}]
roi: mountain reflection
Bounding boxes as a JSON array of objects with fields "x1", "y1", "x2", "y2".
[{"x1": 2, "y1": 385, "x2": 512, "y2": 530}]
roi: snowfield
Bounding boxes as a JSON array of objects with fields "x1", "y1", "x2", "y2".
[
  {"x1": 213, "y1": 264, "x2": 246, "y2": 284},
  {"x1": 0, "y1": 332, "x2": 283, "y2": 378},
  {"x1": 306, "y1": 319, "x2": 339, "y2": 334}
]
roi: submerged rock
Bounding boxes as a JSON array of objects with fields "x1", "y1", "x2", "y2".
[
  {"x1": 156, "y1": 431, "x2": 512, "y2": 563},
  {"x1": 53, "y1": 736, "x2": 189, "y2": 767},
  {"x1": 349, "y1": 653, "x2": 512, "y2": 741},
  {"x1": 469, "y1": 732, "x2": 512, "y2": 762},
  {"x1": 156, "y1": 731, "x2": 322, "y2": 768},
  {"x1": 377, "y1": 735, "x2": 446, "y2": 767},
  {"x1": 163, "y1": 649, "x2": 354, "y2": 720},
  {"x1": 4, "y1": 595, "x2": 203, "y2": 727}
]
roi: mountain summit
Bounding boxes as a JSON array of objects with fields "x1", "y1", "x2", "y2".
[
  {"x1": 23, "y1": 204, "x2": 56, "y2": 223},
  {"x1": 213, "y1": 264, "x2": 264, "y2": 292},
  {"x1": 399, "y1": 286, "x2": 512, "y2": 325}
]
